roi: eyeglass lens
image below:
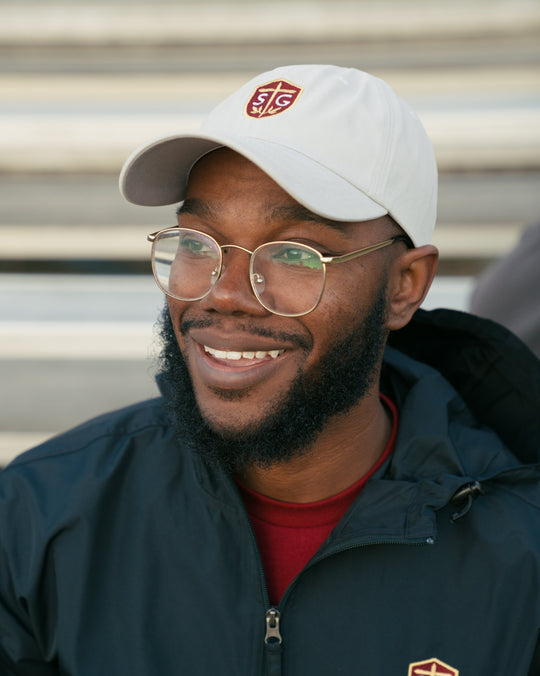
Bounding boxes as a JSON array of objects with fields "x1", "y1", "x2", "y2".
[{"x1": 151, "y1": 228, "x2": 326, "y2": 316}]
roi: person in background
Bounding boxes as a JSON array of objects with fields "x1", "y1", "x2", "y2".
[{"x1": 470, "y1": 220, "x2": 540, "y2": 357}]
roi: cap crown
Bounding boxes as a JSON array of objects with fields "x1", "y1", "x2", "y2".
[
  {"x1": 200, "y1": 65, "x2": 437, "y2": 245},
  {"x1": 120, "y1": 65, "x2": 438, "y2": 246}
]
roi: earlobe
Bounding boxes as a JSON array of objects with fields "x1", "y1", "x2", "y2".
[{"x1": 385, "y1": 245, "x2": 439, "y2": 331}]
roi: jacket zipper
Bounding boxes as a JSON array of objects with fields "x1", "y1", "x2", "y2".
[
  {"x1": 260, "y1": 535, "x2": 434, "y2": 675},
  {"x1": 240, "y1": 496, "x2": 282, "y2": 675},
  {"x1": 264, "y1": 608, "x2": 283, "y2": 675},
  {"x1": 234, "y1": 457, "x2": 436, "y2": 676}
]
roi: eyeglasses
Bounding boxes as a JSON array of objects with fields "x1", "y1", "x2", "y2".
[{"x1": 147, "y1": 227, "x2": 409, "y2": 317}]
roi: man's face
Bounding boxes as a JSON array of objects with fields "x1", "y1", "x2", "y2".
[{"x1": 162, "y1": 149, "x2": 396, "y2": 468}]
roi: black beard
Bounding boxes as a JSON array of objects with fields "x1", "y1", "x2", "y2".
[{"x1": 156, "y1": 283, "x2": 388, "y2": 473}]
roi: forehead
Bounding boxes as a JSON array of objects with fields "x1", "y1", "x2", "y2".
[
  {"x1": 185, "y1": 148, "x2": 392, "y2": 240},
  {"x1": 187, "y1": 148, "x2": 293, "y2": 201}
]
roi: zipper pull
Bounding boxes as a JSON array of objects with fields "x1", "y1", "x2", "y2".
[
  {"x1": 264, "y1": 608, "x2": 282, "y2": 645},
  {"x1": 264, "y1": 609, "x2": 282, "y2": 675}
]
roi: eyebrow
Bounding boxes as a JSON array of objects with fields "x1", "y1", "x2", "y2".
[
  {"x1": 270, "y1": 204, "x2": 333, "y2": 226},
  {"x1": 177, "y1": 199, "x2": 354, "y2": 237},
  {"x1": 270, "y1": 204, "x2": 361, "y2": 240},
  {"x1": 176, "y1": 198, "x2": 214, "y2": 219}
]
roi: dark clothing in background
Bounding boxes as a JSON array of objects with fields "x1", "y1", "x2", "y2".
[{"x1": 470, "y1": 221, "x2": 540, "y2": 356}]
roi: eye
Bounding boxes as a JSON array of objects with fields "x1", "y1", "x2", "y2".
[
  {"x1": 178, "y1": 234, "x2": 215, "y2": 257},
  {"x1": 271, "y1": 244, "x2": 322, "y2": 270}
]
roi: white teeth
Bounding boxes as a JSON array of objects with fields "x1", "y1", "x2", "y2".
[{"x1": 204, "y1": 346, "x2": 284, "y2": 361}]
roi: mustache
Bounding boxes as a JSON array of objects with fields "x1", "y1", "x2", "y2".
[{"x1": 179, "y1": 317, "x2": 311, "y2": 352}]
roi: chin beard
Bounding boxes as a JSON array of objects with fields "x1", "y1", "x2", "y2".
[{"x1": 156, "y1": 282, "x2": 389, "y2": 474}]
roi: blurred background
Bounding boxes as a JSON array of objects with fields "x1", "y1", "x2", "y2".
[{"x1": 1, "y1": 0, "x2": 539, "y2": 465}]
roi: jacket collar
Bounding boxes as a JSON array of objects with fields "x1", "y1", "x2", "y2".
[
  {"x1": 179, "y1": 343, "x2": 537, "y2": 543},
  {"x1": 327, "y1": 345, "x2": 535, "y2": 545}
]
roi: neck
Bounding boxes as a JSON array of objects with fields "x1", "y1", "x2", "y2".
[{"x1": 236, "y1": 388, "x2": 393, "y2": 503}]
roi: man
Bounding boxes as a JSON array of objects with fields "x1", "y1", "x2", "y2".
[{"x1": 1, "y1": 65, "x2": 539, "y2": 675}]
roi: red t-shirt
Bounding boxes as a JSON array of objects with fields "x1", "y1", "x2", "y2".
[{"x1": 236, "y1": 395, "x2": 398, "y2": 605}]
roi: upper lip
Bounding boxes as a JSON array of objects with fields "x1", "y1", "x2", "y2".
[{"x1": 189, "y1": 328, "x2": 293, "y2": 353}]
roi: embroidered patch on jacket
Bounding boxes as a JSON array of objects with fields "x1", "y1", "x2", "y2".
[
  {"x1": 245, "y1": 79, "x2": 303, "y2": 119},
  {"x1": 408, "y1": 658, "x2": 459, "y2": 676}
]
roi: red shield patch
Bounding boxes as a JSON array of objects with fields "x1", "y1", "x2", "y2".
[
  {"x1": 408, "y1": 658, "x2": 459, "y2": 676},
  {"x1": 245, "y1": 79, "x2": 303, "y2": 119}
]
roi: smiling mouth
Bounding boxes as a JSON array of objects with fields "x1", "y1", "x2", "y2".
[{"x1": 203, "y1": 345, "x2": 285, "y2": 361}]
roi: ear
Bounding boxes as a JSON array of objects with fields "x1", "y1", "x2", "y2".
[{"x1": 385, "y1": 245, "x2": 439, "y2": 331}]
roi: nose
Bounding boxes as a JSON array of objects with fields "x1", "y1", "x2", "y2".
[{"x1": 199, "y1": 246, "x2": 269, "y2": 316}]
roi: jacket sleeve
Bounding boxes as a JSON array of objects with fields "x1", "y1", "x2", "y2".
[
  {"x1": 528, "y1": 633, "x2": 540, "y2": 676},
  {"x1": 0, "y1": 466, "x2": 59, "y2": 675}
]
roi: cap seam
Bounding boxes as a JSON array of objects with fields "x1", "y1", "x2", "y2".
[{"x1": 370, "y1": 83, "x2": 395, "y2": 201}]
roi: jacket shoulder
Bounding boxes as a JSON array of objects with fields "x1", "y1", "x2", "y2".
[
  {"x1": 4, "y1": 396, "x2": 172, "y2": 473},
  {"x1": 0, "y1": 396, "x2": 184, "y2": 551},
  {"x1": 388, "y1": 308, "x2": 540, "y2": 465}
]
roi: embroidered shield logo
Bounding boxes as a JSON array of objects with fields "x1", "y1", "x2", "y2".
[
  {"x1": 408, "y1": 658, "x2": 459, "y2": 676},
  {"x1": 245, "y1": 79, "x2": 303, "y2": 119}
]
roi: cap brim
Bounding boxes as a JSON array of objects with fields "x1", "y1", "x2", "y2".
[{"x1": 120, "y1": 132, "x2": 388, "y2": 223}]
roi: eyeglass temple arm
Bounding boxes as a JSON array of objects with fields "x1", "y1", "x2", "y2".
[{"x1": 321, "y1": 235, "x2": 412, "y2": 264}]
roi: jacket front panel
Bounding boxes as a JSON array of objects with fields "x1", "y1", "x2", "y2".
[
  {"x1": 1, "y1": 412, "x2": 269, "y2": 675},
  {"x1": 0, "y1": 347, "x2": 539, "y2": 675}
]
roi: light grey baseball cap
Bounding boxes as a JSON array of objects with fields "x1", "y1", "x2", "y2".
[{"x1": 120, "y1": 64, "x2": 438, "y2": 246}]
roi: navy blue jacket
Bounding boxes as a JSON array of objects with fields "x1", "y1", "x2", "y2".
[{"x1": 1, "y1": 310, "x2": 539, "y2": 674}]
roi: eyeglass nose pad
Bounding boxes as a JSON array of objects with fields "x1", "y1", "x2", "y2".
[
  {"x1": 210, "y1": 266, "x2": 220, "y2": 285},
  {"x1": 251, "y1": 272, "x2": 265, "y2": 293}
]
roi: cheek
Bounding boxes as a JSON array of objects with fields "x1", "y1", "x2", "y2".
[
  {"x1": 318, "y1": 274, "x2": 365, "y2": 323},
  {"x1": 305, "y1": 296, "x2": 359, "y2": 356},
  {"x1": 166, "y1": 298, "x2": 190, "y2": 347},
  {"x1": 312, "y1": 270, "x2": 386, "y2": 346},
  {"x1": 331, "y1": 259, "x2": 387, "y2": 306},
  {"x1": 166, "y1": 297, "x2": 180, "y2": 324}
]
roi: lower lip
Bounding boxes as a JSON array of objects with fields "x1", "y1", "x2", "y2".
[{"x1": 192, "y1": 342, "x2": 288, "y2": 390}]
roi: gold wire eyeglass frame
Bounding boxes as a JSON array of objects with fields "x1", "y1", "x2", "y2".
[{"x1": 147, "y1": 227, "x2": 409, "y2": 317}]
